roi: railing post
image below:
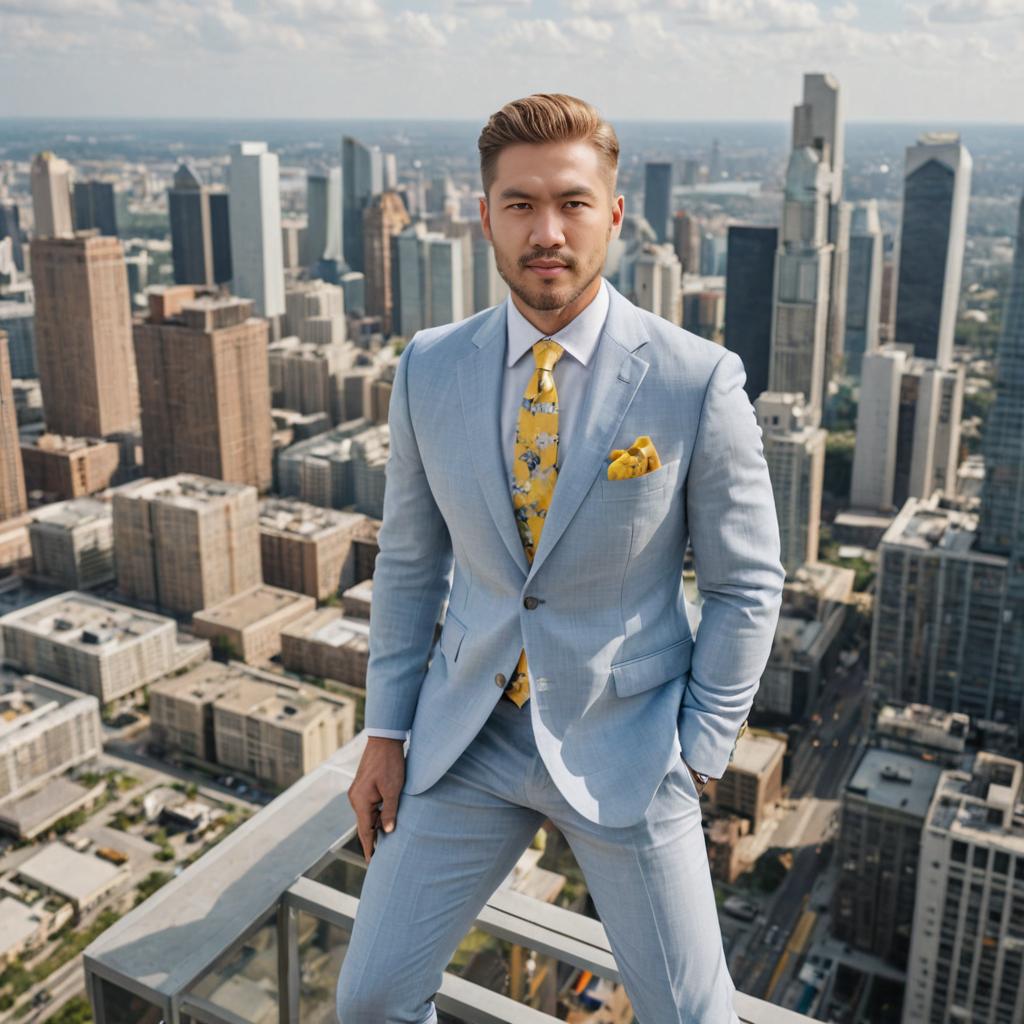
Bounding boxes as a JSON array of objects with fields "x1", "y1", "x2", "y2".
[{"x1": 278, "y1": 901, "x2": 301, "y2": 1024}]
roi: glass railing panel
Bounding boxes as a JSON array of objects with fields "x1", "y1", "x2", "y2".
[
  {"x1": 185, "y1": 914, "x2": 279, "y2": 1024},
  {"x1": 96, "y1": 978, "x2": 165, "y2": 1024}
]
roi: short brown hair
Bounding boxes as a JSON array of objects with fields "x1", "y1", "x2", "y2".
[{"x1": 478, "y1": 93, "x2": 619, "y2": 200}]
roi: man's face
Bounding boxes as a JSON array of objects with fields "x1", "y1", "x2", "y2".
[{"x1": 479, "y1": 139, "x2": 624, "y2": 313}]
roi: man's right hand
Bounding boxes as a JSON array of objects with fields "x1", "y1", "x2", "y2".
[{"x1": 349, "y1": 736, "x2": 407, "y2": 863}]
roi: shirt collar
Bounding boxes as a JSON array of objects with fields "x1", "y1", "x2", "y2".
[{"x1": 505, "y1": 276, "x2": 610, "y2": 369}]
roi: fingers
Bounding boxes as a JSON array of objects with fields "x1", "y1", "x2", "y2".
[
  {"x1": 379, "y1": 790, "x2": 398, "y2": 834},
  {"x1": 353, "y1": 786, "x2": 381, "y2": 863}
]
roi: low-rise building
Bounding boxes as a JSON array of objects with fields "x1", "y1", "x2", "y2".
[
  {"x1": 149, "y1": 661, "x2": 356, "y2": 791},
  {"x1": 258, "y1": 498, "x2": 365, "y2": 600},
  {"x1": 341, "y1": 578, "x2": 372, "y2": 620},
  {"x1": 280, "y1": 608, "x2": 370, "y2": 687},
  {"x1": 0, "y1": 591, "x2": 179, "y2": 703},
  {"x1": 20, "y1": 433, "x2": 121, "y2": 500},
  {"x1": 16, "y1": 842, "x2": 126, "y2": 915},
  {"x1": 29, "y1": 497, "x2": 114, "y2": 589},
  {"x1": 709, "y1": 731, "x2": 785, "y2": 833},
  {"x1": 192, "y1": 585, "x2": 315, "y2": 665}
]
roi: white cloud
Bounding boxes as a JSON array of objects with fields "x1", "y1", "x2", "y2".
[
  {"x1": 833, "y1": 1, "x2": 858, "y2": 21},
  {"x1": 929, "y1": 0, "x2": 1024, "y2": 22}
]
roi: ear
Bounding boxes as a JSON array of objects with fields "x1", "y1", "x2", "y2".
[{"x1": 479, "y1": 196, "x2": 492, "y2": 241}]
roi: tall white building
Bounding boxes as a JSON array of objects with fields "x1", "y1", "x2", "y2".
[
  {"x1": 844, "y1": 199, "x2": 883, "y2": 378},
  {"x1": 30, "y1": 152, "x2": 73, "y2": 239},
  {"x1": 852, "y1": 347, "x2": 964, "y2": 512},
  {"x1": 894, "y1": 134, "x2": 973, "y2": 368},
  {"x1": 791, "y1": 72, "x2": 849, "y2": 391},
  {"x1": 769, "y1": 145, "x2": 833, "y2": 427},
  {"x1": 307, "y1": 167, "x2": 343, "y2": 269},
  {"x1": 228, "y1": 142, "x2": 285, "y2": 323},
  {"x1": 634, "y1": 244, "x2": 682, "y2": 326},
  {"x1": 755, "y1": 391, "x2": 826, "y2": 577},
  {"x1": 902, "y1": 752, "x2": 1024, "y2": 1024}
]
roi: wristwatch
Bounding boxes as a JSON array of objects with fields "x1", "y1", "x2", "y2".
[{"x1": 690, "y1": 767, "x2": 710, "y2": 787}]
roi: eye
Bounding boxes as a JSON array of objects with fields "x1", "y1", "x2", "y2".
[
  {"x1": 508, "y1": 202, "x2": 531, "y2": 210},
  {"x1": 565, "y1": 201, "x2": 587, "y2": 208}
]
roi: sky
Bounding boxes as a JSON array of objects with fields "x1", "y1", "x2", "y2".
[{"x1": 2, "y1": 0, "x2": 1023, "y2": 122}]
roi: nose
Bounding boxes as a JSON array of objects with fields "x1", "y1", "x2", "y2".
[{"x1": 529, "y1": 208, "x2": 566, "y2": 250}]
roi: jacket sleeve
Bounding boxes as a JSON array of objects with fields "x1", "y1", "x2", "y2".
[
  {"x1": 362, "y1": 335, "x2": 454, "y2": 734},
  {"x1": 678, "y1": 349, "x2": 785, "y2": 778}
]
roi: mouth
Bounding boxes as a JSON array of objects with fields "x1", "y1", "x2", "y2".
[{"x1": 525, "y1": 261, "x2": 569, "y2": 279}]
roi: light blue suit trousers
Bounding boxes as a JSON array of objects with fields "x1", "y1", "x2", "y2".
[{"x1": 335, "y1": 690, "x2": 742, "y2": 1023}]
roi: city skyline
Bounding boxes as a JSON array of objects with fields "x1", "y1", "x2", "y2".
[{"x1": 2, "y1": 1, "x2": 1024, "y2": 122}]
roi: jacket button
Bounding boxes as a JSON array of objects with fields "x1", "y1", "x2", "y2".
[
  {"x1": 494, "y1": 673, "x2": 506, "y2": 687},
  {"x1": 523, "y1": 596, "x2": 539, "y2": 610}
]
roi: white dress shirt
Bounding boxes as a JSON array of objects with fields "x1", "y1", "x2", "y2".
[{"x1": 365, "y1": 278, "x2": 612, "y2": 741}]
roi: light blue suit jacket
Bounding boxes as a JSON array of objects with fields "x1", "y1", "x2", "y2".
[{"x1": 364, "y1": 279, "x2": 785, "y2": 827}]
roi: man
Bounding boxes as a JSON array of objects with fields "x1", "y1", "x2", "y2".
[{"x1": 336, "y1": 93, "x2": 784, "y2": 1023}]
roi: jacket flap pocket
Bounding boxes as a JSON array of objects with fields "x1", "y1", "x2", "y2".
[
  {"x1": 611, "y1": 635, "x2": 693, "y2": 697},
  {"x1": 439, "y1": 611, "x2": 467, "y2": 663}
]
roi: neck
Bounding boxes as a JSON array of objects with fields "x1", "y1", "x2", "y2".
[{"x1": 510, "y1": 274, "x2": 603, "y2": 336}]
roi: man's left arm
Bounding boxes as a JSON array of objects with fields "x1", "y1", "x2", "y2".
[{"x1": 679, "y1": 349, "x2": 785, "y2": 780}]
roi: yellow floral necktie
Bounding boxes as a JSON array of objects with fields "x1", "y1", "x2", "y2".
[{"x1": 505, "y1": 338, "x2": 565, "y2": 707}]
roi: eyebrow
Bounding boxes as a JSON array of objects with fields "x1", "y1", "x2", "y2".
[{"x1": 497, "y1": 186, "x2": 599, "y2": 201}]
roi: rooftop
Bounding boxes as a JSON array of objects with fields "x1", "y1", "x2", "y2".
[
  {"x1": 0, "y1": 591, "x2": 175, "y2": 648},
  {"x1": 193, "y1": 584, "x2": 314, "y2": 630},
  {"x1": 29, "y1": 496, "x2": 111, "y2": 531},
  {"x1": 0, "y1": 776, "x2": 95, "y2": 837},
  {"x1": 83, "y1": 731, "x2": 813, "y2": 1024},
  {"x1": 0, "y1": 674, "x2": 98, "y2": 741},
  {"x1": 114, "y1": 474, "x2": 256, "y2": 511},
  {"x1": 18, "y1": 842, "x2": 123, "y2": 904},
  {"x1": 0, "y1": 897, "x2": 42, "y2": 959},
  {"x1": 882, "y1": 493, "x2": 1002, "y2": 562},
  {"x1": 845, "y1": 747, "x2": 945, "y2": 819},
  {"x1": 284, "y1": 607, "x2": 370, "y2": 646},
  {"x1": 927, "y1": 752, "x2": 1024, "y2": 846},
  {"x1": 729, "y1": 731, "x2": 785, "y2": 776},
  {"x1": 212, "y1": 672, "x2": 349, "y2": 731},
  {"x1": 22, "y1": 433, "x2": 117, "y2": 455},
  {"x1": 258, "y1": 497, "x2": 362, "y2": 538}
]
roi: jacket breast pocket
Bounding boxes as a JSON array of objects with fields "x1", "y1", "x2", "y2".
[
  {"x1": 439, "y1": 609, "x2": 467, "y2": 663},
  {"x1": 598, "y1": 457, "x2": 680, "y2": 502},
  {"x1": 611, "y1": 635, "x2": 693, "y2": 698}
]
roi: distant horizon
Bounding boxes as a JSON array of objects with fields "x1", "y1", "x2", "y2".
[{"x1": 1, "y1": 116, "x2": 1022, "y2": 127}]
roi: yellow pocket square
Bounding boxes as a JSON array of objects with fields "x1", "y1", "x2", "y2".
[{"x1": 607, "y1": 435, "x2": 661, "y2": 480}]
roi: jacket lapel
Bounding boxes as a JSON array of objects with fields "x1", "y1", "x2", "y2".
[
  {"x1": 457, "y1": 302, "x2": 531, "y2": 577},
  {"x1": 456, "y1": 280, "x2": 651, "y2": 585},
  {"x1": 525, "y1": 282, "x2": 650, "y2": 584}
]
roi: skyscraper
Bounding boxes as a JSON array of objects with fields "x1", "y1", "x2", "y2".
[
  {"x1": 392, "y1": 224, "x2": 464, "y2": 336},
  {"x1": 0, "y1": 202, "x2": 25, "y2": 271},
  {"x1": 979, "y1": 189, "x2": 1024, "y2": 557},
  {"x1": 643, "y1": 162, "x2": 673, "y2": 244},
  {"x1": 843, "y1": 200, "x2": 883, "y2": 378},
  {"x1": 168, "y1": 163, "x2": 222, "y2": 286},
  {"x1": 0, "y1": 332, "x2": 27, "y2": 522},
  {"x1": 134, "y1": 289, "x2": 272, "y2": 492},
  {"x1": 342, "y1": 136, "x2": 383, "y2": 273},
  {"x1": 72, "y1": 181, "x2": 118, "y2": 236},
  {"x1": 768, "y1": 145, "x2": 833, "y2": 425},
  {"x1": 852, "y1": 349, "x2": 963, "y2": 512},
  {"x1": 755, "y1": 391, "x2": 826, "y2": 577},
  {"x1": 228, "y1": 141, "x2": 285, "y2": 322},
  {"x1": 362, "y1": 191, "x2": 410, "y2": 334},
  {"x1": 791, "y1": 73, "x2": 849, "y2": 388},
  {"x1": 30, "y1": 234, "x2": 139, "y2": 437},
  {"x1": 633, "y1": 244, "x2": 682, "y2": 326},
  {"x1": 307, "y1": 167, "x2": 343, "y2": 277},
  {"x1": 725, "y1": 225, "x2": 777, "y2": 403},
  {"x1": 893, "y1": 133, "x2": 972, "y2": 367},
  {"x1": 209, "y1": 189, "x2": 233, "y2": 284},
  {"x1": 30, "y1": 152, "x2": 73, "y2": 239},
  {"x1": 902, "y1": 753, "x2": 1024, "y2": 1023},
  {"x1": 672, "y1": 210, "x2": 701, "y2": 273}
]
